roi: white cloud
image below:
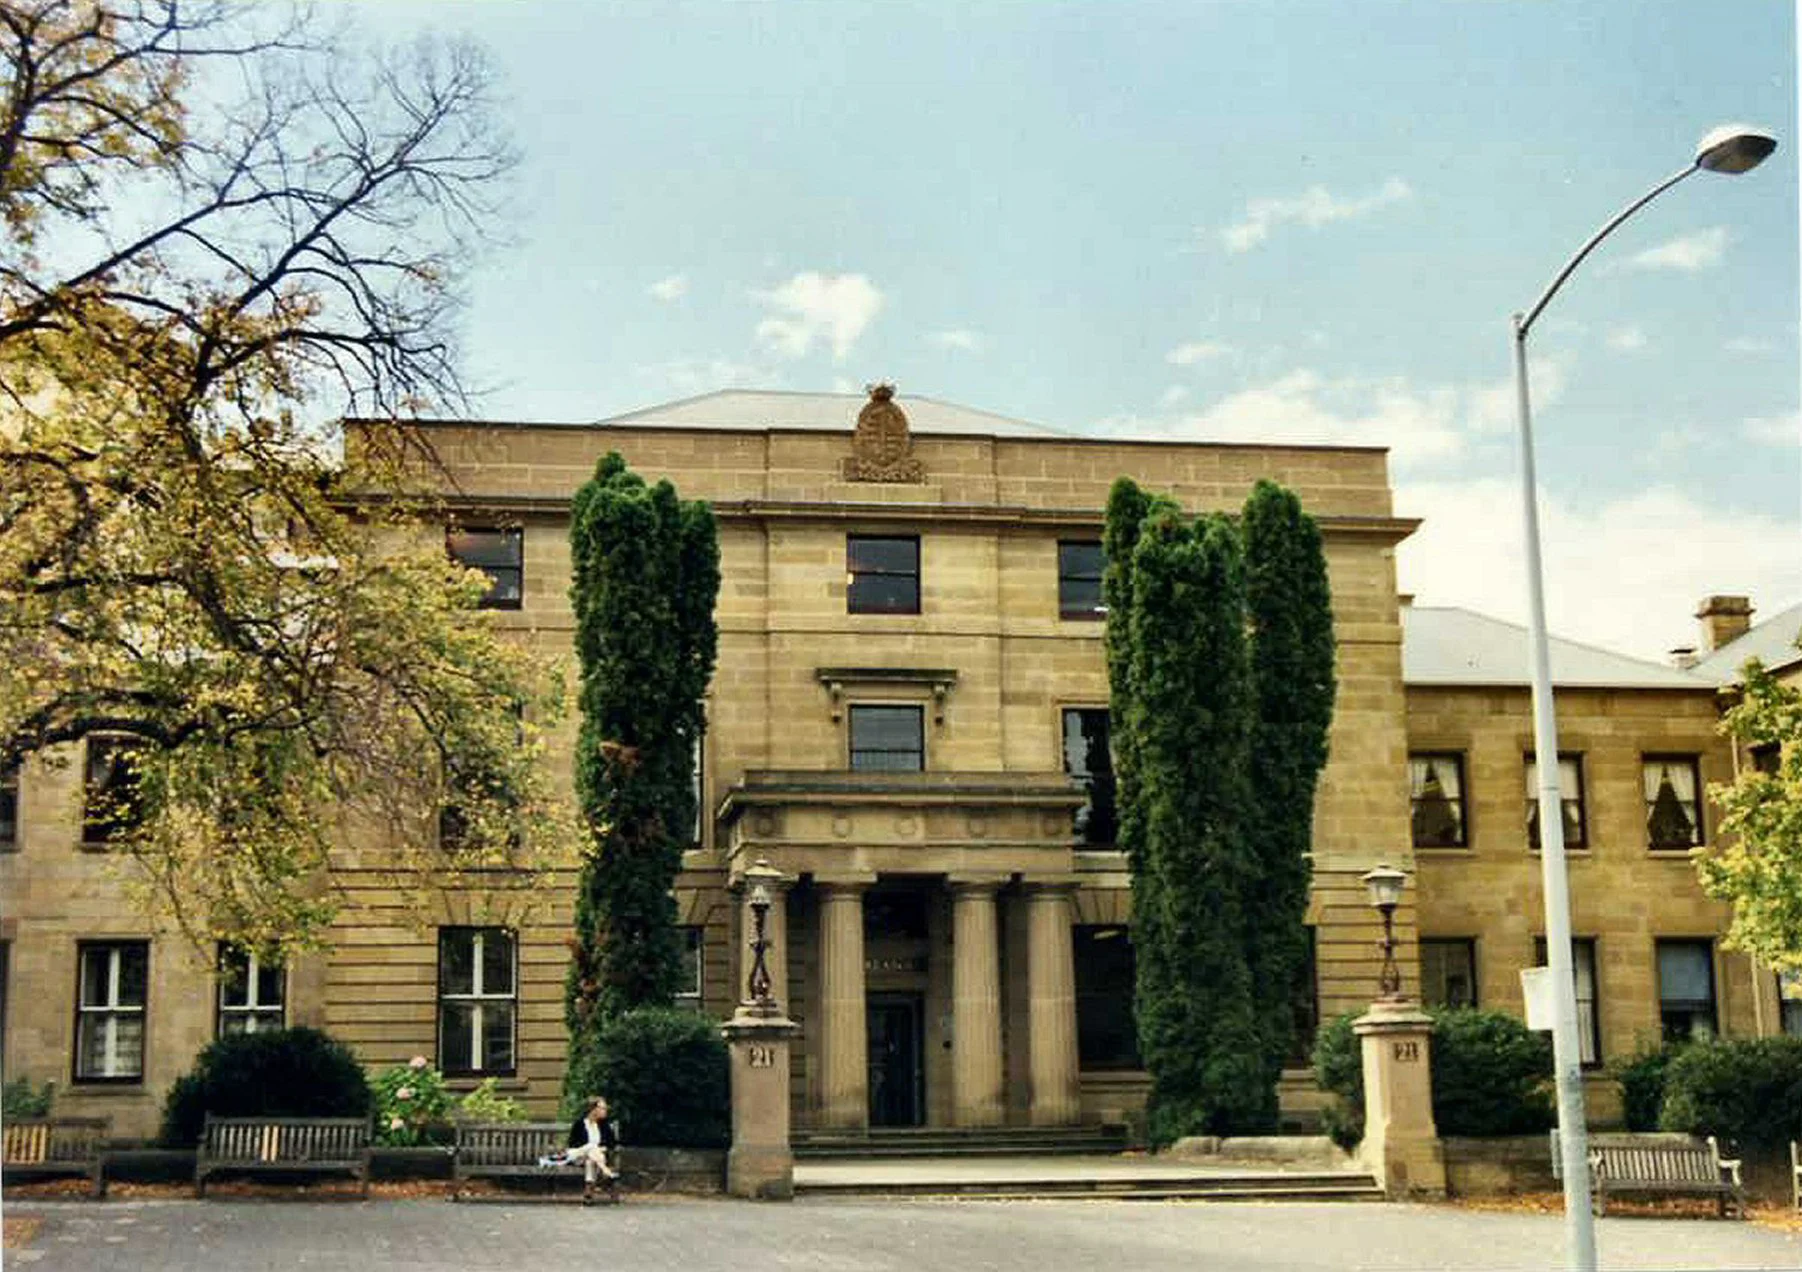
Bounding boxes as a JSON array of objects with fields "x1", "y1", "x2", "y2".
[
  {"x1": 754, "y1": 272, "x2": 884, "y2": 361},
  {"x1": 636, "y1": 358, "x2": 776, "y2": 395},
  {"x1": 1626, "y1": 226, "x2": 1728, "y2": 272},
  {"x1": 1166, "y1": 340, "x2": 1233, "y2": 366},
  {"x1": 1159, "y1": 385, "x2": 1190, "y2": 407},
  {"x1": 1396, "y1": 479, "x2": 1802, "y2": 661},
  {"x1": 1605, "y1": 325, "x2": 1647, "y2": 352},
  {"x1": 927, "y1": 329, "x2": 984, "y2": 353},
  {"x1": 1220, "y1": 177, "x2": 1412, "y2": 253},
  {"x1": 1744, "y1": 412, "x2": 1800, "y2": 448},
  {"x1": 646, "y1": 273, "x2": 688, "y2": 302}
]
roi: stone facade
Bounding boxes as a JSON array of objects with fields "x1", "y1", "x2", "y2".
[{"x1": 0, "y1": 389, "x2": 1779, "y2": 1140}]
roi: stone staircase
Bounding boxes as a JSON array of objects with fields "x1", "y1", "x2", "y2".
[{"x1": 794, "y1": 1124, "x2": 1130, "y2": 1160}]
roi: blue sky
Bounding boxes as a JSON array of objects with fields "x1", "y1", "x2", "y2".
[{"x1": 352, "y1": 0, "x2": 1799, "y2": 661}]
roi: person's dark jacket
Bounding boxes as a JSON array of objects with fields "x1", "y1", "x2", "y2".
[{"x1": 566, "y1": 1114, "x2": 620, "y2": 1151}]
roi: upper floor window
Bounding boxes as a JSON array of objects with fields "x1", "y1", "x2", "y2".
[
  {"x1": 0, "y1": 760, "x2": 17, "y2": 851},
  {"x1": 75, "y1": 941, "x2": 148, "y2": 1082},
  {"x1": 1409, "y1": 753, "x2": 1467, "y2": 848},
  {"x1": 1525, "y1": 753, "x2": 1586, "y2": 850},
  {"x1": 1062, "y1": 708, "x2": 1117, "y2": 845},
  {"x1": 847, "y1": 536, "x2": 919, "y2": 615},
  {"x1": 217, "y1": 945, "x2": 285, "y2": 1037},
  {"x1": 83, "y1": 736, "x2": 143, "y2": 845},
  {"x1": 438, "y1": 927, "x2": 516, "y2": 1076},
  {"x1": 1751, "y1": 742, "x2": 1781, "y2": 776},
  {"x1": 447, "y1": 527, "x2": 523, "y2": 609},
  {"x1": 1420, "y1": 938, "x2": 1477, "y2": 1009},
  {"x1": 849, "y1": 705, "x2": 924, "y2": 772},
  {"x1": 1644, "y1": 755, "x2": 1703, "y2": 849},
  {"x1": 1656, "y1": 938, "x2": 1716, "y2": 1044},
  {"x1": 1057, "y1": 541, "x2": 1105, "y2": 621}
]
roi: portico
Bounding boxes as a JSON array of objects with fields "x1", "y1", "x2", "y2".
[{"x1": 720, "y1": 771, "x2": 1089, "y2": 1130}]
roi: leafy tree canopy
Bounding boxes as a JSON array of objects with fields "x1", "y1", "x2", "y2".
[{"x1": 1, "y1": 1, "x2": 564, "y2": 955}]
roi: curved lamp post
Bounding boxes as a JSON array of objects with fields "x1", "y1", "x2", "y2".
[{"x1": 1512, "y1": 123, "x2": 1775, "y2": 1272}]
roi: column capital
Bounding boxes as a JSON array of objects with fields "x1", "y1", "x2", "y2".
[
  {"x1": 1020, "y1": 876, "x2": 1080, "y2": 898},
  {"x1": 948, "y1": 875, "x2": 1009, "y2": 896},
  {"x1": 815, "y1": 874, "x2": 878, "y2": 895}
]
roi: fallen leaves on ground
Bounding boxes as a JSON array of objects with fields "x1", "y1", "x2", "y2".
[
  {"x1": 1445, "y1": 1191, "x2": 1802, "y2": 1231},
  {"x1": 4, "y1": 1217, "x2": 44, "y2": 1248}
]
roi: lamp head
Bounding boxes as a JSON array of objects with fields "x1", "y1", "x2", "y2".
[
  {"x1": 1361, "y1": 864, "x2": 1407, "y2": 914},
  {"x1": 1695, "y1": 125, "x2": 1778, "y2": 174}
]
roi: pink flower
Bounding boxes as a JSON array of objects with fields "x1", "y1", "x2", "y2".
[
  {"x1": 409, "y1": 1056, "x2": 429, "y2": 1070},
  {"x1": 388, "y1": 1116, "x2": 405, "y2": 1131},
  {"x1": 396, "y1": 1086, "x2": 414, "y2": 1101}
]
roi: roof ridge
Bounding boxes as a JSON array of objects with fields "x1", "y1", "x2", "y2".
[{"x1": 1406, "y1": 604, "x2": 1709, "y2": 682}]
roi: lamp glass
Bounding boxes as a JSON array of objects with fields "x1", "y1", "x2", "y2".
[
  {"x1": 1361, "y1": 865, "x2": 1406, "y2": 911},
  {"x1": 1695, "y1": 125, "x2": 1777, "y2": 174}
]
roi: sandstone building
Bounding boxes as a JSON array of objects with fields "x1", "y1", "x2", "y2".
[{"x1": 2, "y1": 388, "x2": 1796, "y2": 1139}]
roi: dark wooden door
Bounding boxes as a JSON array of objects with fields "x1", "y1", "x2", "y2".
[{"x1": 866, "y1": 994, "x2": 923, "y2": 1127}]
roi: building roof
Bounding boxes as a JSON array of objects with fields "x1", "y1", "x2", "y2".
[
  {"x1": 591, "y1": 389, "x2": 1079, "y2": 440},
  {"x1": 1692, "y1": 599, "x2": 1802, "y2": 682},
  {"x1": 1401, "y1": 605, "x2": 1712, "y2": 691}
]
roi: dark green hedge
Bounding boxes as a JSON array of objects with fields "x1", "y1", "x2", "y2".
[
  {"x1": 561, "y1": 1007, "x2": 729, "y2": 1149},
  {"x1": 1612, "y1": 1041, "x2": 1683, "y2": 1132},
  {"x1": 1313, "y1": 1008, "x2": 1554, "y2": 1145},
  {"x1": 1658, "y1": 1036, "x2": 1802, "y2": 1152},
  {"x1": 159, "y1": 1027, "x2": 370, "y2": 1147}
]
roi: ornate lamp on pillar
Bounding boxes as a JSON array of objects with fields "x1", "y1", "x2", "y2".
[
  {"x1": 1351, "y1": 862, "x2": 1444, "y2": 1199},
  {"x1": 720, "y1": 857, "x2": 801, "y2": 1199}
]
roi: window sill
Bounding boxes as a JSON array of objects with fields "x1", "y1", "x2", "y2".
[
  {"x1": 445, "y1": 1077, "x2": 528, "y2": 1094},
  {"x1": 1413, "y1": 844, "x2": 1473, "y2": 854},
  {"x1": 68, "y1": 1081, "x2": 147, "y2": 1094},
  {"x1": 1648, "y1": 846, "x2": 1703, "y2": 855}
]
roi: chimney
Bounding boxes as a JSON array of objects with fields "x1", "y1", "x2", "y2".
[
  {"x1": 1668, "y1": 646, "x2": 1700, "y2": 670},
  {"x1": 1696, "y1": 595, "x2": 1754, "y2": 653}
]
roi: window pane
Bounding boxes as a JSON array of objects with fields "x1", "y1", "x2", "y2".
[
  {"x1": 117, "y1": 945, "x2": 147, "y2": 1006},
  {"x1": 1657, "y1": 942, "x2": 1712, "y2": 1002},
  {"x1": 847, "y1": 537, "x2": 917, "y2": 574},
  {"x1": 76, "y1": 1016, "x2": 111, "y2": 1077},
  {"x1": 850, "y1": 707, "x2": 923, "y2": 753},
  {"x1": 1780, "y1": 971, "x2": 1802, "y2": 1038},
  {"x1": 1074, "y1": 926, "x2": 1139, "y2": 1069},
  {"x1": 1421, "y1": 939, "x2": 1477, "y2": 1009},
  {"x1": 480, "y1": 930, "x2": 515, "y2": 996},
  {"x1": 678, "y1": 927, "x2": 703, "y2": 998},
  {"x1": 1058, "y1": 541, "x2": 1104, "y2": 581},
  {"x1": 1534, "y1": 937, "x2": 1599, "y2": 1064},
  {"x1": 480, "y1": 1004, "x2": 515, "y2": 1071},
  {"x1": 852, "y1": 748, "x2": 925, "y2": 773},
  {"x1": 1063, "y1": 709, "x2": 1116, "y2": 845},
  {"x1": 1644, "y1": 757, "x2": 1702, "y2": 848},
  {"x1": 255, "y1": 961, "x2": 285, "y2": 1008},
  {"x1": 446, "y1": 528, "x2": 522, "y2": 569},
  {"x1": 848, "y1": 573, "x2": 919, "y2": 614},
  {"x1": 1058, "y1": 542, "x2": 1105, "y2": 619},
  {"x1": 218, "y1": 947, "x2": 250, "y2": 1009},
  {"x1": 84, "y1": 738, "x2": 142, "y2": 840},
  {"x1": 80, "y1": 948, "x2": 112, "y2": 1008},
  {"x1": 1411, "y1": 754, "x2": 1466, "y2": 847},
  {"x1": 441, "y1": 1002, "x2": 475, "y2": 1071},
  {"x1": 0, "y1": 761, "x2": 17, "y2": 846},
  {"x1": 1059, "y1": 576, "x2": 1104, "y2": 618},
  {"x1": 1525, "y1": 756, "x2": 1584, "y2": 848},
  {"x1": 440, "y1": 932, "x2": 475, "y2": 996}
]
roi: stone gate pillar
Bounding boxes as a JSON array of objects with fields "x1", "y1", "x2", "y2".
[{"x1": 1353, "y1": 998, "x2": 1446, "y2": 1199}]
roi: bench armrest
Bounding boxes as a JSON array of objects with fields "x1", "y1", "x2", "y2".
[{"x1": 1718, "y1": 1158, "x2": 1743, "y2": 1188}]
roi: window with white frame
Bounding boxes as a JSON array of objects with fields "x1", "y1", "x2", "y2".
[
  {"x1": 1643, "y1": 755, "x2": 1703, "y2": 849},
  {"x1": 217, "y1": 945, "x2": 286, "y2": 1037},
  {"x1": 75, "y1": 941, "x2": 148, "y2": 1082},
  {"x1": 438, "y1": 927, "x2": 516, "y2": 1075},
  {"x1": 1525, "y1": 753, "x2": 1586, "y2": 849},
  {"x1": 677, "y1": 926, "x2": 703, "y2": 1003}
]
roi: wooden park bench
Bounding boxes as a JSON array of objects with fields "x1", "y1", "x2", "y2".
[
  {"x1": 1550, "y1": 1130, "x2": 1744, "y2": 1217},
  {"x1": 450, "y1": 1122, "x2": 619, "y2": 1203},
  {"x1": 195, "y1": 1115, "x2": 372, "y2": 1198},
  {"x1": 2, "y1": 1117, "x2": 110, "y2": 1198}
]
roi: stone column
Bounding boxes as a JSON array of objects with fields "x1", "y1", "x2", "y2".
[
  {"x1": 737, "y1": 869, "x2": 792, "y2": 1014},
  {"x1": 1026, "y1": 882, "x2": 1081, "y2": 1126},
  {"x1": 817, "y1": 881, "x2": 869, "y2": 1130},
  {"x1": 950, "y1": 881, "x2": 1005, "y2": 1127},
  {"x1": 1353, "y1": 998, "x2": 1446, "y2": 1199}
]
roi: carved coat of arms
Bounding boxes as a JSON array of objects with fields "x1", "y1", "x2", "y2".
[{"x1": 842, "y1": 384, "x2": 925, "y2": 483}]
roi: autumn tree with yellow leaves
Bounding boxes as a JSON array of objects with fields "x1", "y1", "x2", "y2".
[{"x1": 1, "y1": 1, "x2": 564, "y2": 955}]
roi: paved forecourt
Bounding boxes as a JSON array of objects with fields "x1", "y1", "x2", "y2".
[{"x1": 8, "y1": 1198, "x2": 1802, "y2": 1271}]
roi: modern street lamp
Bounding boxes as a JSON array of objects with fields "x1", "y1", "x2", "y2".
[{"x1": 1511, "y1": 123, "x2": 1775, "y2": 1272}]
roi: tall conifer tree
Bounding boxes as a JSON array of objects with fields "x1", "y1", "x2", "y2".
[
  {"x1": 565, "y1": 453, "x2": 719, "y2": 1104},
  {"x1": 1242, "y1": 480, "x2": 1337, "y2": 1128}
]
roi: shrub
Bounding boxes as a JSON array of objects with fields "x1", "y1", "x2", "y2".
[
  {"x1": 2, "y1": 1077, "x2": 54, "y2": 1120},
  {"x1": 1312, "y1": 1007, "x2": 1554, "y2": 1144},
  {"x1": 562, "y1": 1006, "x2": 728, "y2": 1149},
  {"x1": 456, "y1": 1077, "x2": 526, "y2": 1123},
  {"x1": 1612, "y1": 1040, "x2": 1683, "y2": 1132},
  {"x1": 159, "y1": 1027, "x2": 371, "y2": 1147},
  {"x1": 371, "y1": 1056, "x2": 453, "y2": 1146},
  {"x1": 1659, "y1": 1036, "x2": 1802, "y2": 1152}
]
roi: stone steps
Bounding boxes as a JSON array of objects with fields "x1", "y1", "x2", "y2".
[
  {"x1": 795, "y1": 1169, "x2": 1385, "y2": 1202},
  {"x1": 794, "y1": 1126, "x2": 1129, "y2": 1159}
]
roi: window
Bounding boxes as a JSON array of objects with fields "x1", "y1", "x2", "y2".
[
  {"x1": 83, "y1": 736, "x2": 143, "y2": 845},
  {"x1": 438, "y1": 928, "x2": 517, "y2": 1075},
  {"x1": 1778, "y1": 970, "x2": 1802, "y2": 1038},
  {"x1": 1525, "y1": 753, "x2": 1586, "y2": 850},
  {"x1": 1644, "y1": 756, "x2": 1703, "y2": 849},
  {"x1": 1534, "y1": 936, "x2": 1601, "y2": 1066},
  {"x1": 1062, "y1": 708, "x2": 1117, "y2": 845},
  {"x1": 1409, "y1": 753, "x2": 1467, "y2": 848},
  {"x1": 849, "y1": 705, "x2": 925, "y2": 772},
  {"x1": 1657, "y1": 939, "x2": 1716, "y2": 1044},
  {"x1": 677, "y1": 926, "x2": 703, "y2": 1003},
  {"x1": 74, "y1": 941, "x2": 147, "y2": 1082},
  {"x1": 447, "y1": 527, "x2": 523, "y2": 609},
  {"x1": 1073, "y1": 926, "x2": 1140, "y2": 1069},
  {"x1": 1751, "y1": 743, "x2": 1781, "y2": 776},
  {"x1": 847, "y1": 536, "x2": 920, "y2": 615},
  {"x1": 1057, "y1": 541, "x2": 1105, "y2": 620},
  {"x1": 217, "y1": 946, "x2": 285, "y2": 1037},
  {"x1": 691, "y1": 726, "x2": 705, "y2": 844},
  {"x1": 0, "y1": 759, "x2": 17, "y2": 850},
  {"x1": 1420, "y1": 938, "x2": 1478, "y2": 1009}
]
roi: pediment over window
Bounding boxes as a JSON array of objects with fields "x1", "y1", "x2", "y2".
[{"x1": 816, "y1": 667, "x2": 959, "y2": 724}]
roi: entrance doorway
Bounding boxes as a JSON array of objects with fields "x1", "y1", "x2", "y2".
[{"x1": 866, "y1": 992, "x2": 924, "y2": 1127}]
